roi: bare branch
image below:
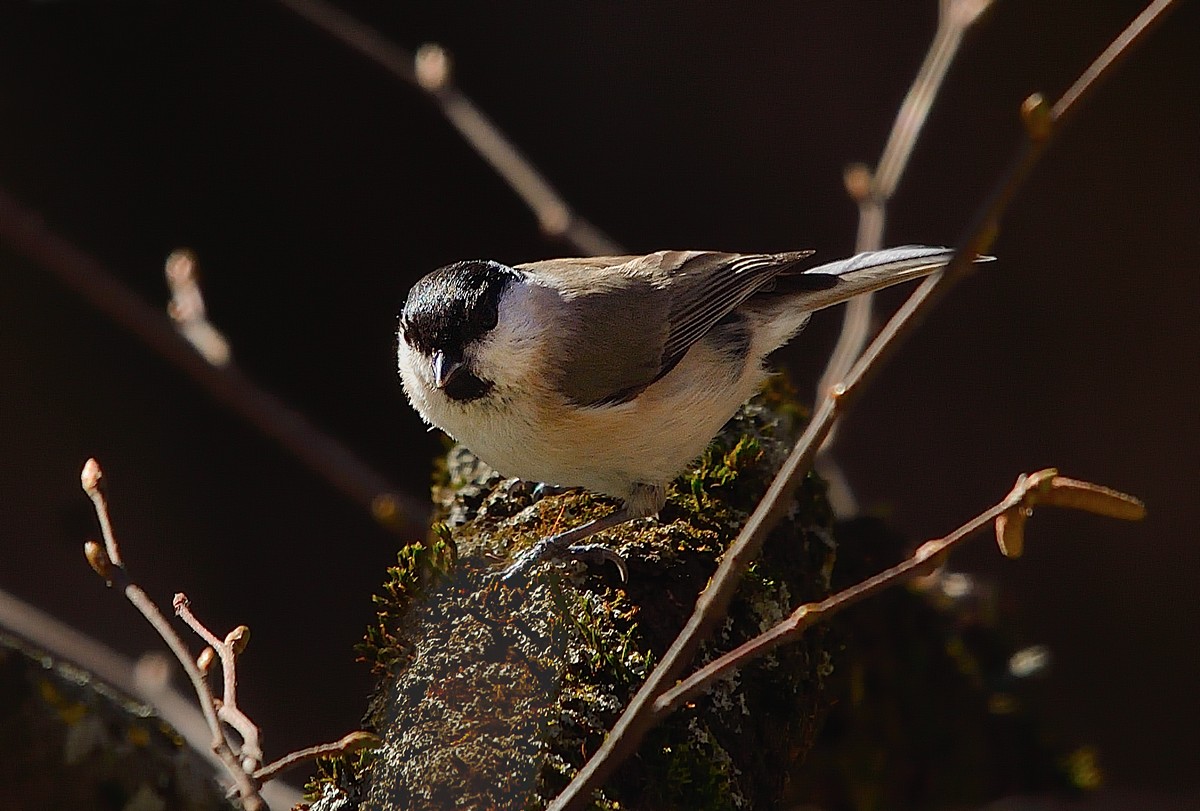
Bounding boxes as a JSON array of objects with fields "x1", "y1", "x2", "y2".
[
  {"x1": 547, "y1": 2, "x2": 1177, "y2": 808},
  {"x1": 78, "y1": 458, "x2": 388, "y2": 805},
  {"x1": 0, "y1": 189, "x2": 428, "y2": 538},
  {"x1": 994, "y1": 471, "x2": 1147, "y2": 558},
  {"x1": 654, "y1": 470, "x2": 1144, "y2": 714},
  {"x1": 271, "y1": 0, "x2": 620, "y2": 255},
  {"x1": 80, "y1": 459, "x2": 265, "y2": 810},
  {"x1": 818, "y1": 0, "x2": 993, "y2": 494},
  {"x1": 81, "y1": 459, "x2": 122, "y2": 568},
  {"x1": 174, "y1": 596, "x2": 263, "y2": 768},
  {"x1": 0, "y1": 586, "x2": 304, "y2": 808},
  {"x1": 1051, "y1": 0, "x2": 1176, "y2": 123}
]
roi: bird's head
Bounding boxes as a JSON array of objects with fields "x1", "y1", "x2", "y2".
[{"x1": 398, "y1": 259, "x2": 522, "y2": 403}]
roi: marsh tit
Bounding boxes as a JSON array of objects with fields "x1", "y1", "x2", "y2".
[{"x1": 398, "y1": 246, "x2": 986, "y2": 581}]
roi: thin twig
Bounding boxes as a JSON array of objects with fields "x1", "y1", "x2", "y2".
[
  {"x1": 174, "y1": 597, "x2": 263, "y2": 768},
  {"x1": 547, "y1": 3, "x2": 1178, "y2": 808},
  {"x1": 0, "y1": 190, "x2": 428, "y2": 538},
  {"x1": 271, "y1": 0, "x2": 620, "y2": 255},
  {"x1": 81, "y1": 460, "x2": 265, "y2": 810},
  {"x1": 817, "y1": 0, "x2": 993, "y2": 497},
  {"x1": 654, "y1": 469, "x2": 1144, "y2": 713},
  {"x1": 253, "y1": 730, "x2": 381, "y2": 784}
]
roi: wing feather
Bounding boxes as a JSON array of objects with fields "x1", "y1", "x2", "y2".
[
  {"x1": 660, "y1": 251, "x2": 816, "y2": 373},
  {"x1": 518, "y1": 251, "x2": 817, "y2": 406},
  {"x1": 515, "y1": 246, "x2": 990, "y2": 407}
]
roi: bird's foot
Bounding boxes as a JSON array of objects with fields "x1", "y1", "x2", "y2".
[
  {"x1": 532, "y1": 482, "x2": 574, "y2": 501},
  {"x1": 498, "y1": 506, "x2": 635, "y2": 584},
  {"x1": 563, "y1": 542, "x2": 628, "y2": 582}
]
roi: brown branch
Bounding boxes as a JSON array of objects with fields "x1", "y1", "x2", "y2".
[
  {"x1": 174, "y1": 596, "x2": 263, "y2": 768},
  {"x1": 82, "y1": 458, "x2": 385, "y2": 806},
  {"x1": 0, "y1": 586, "x2": 305, "y2": 808},
  {"x1": 546, "y1": 2, "x2": 1178, "y2": 808},
  {"x1": 81, "y1": 460, "x2": 265, "y2": 810},
  {"x1": 655, "y1": 469, "x2": 1144, "y2": 713},
  {"x1": 0, "y1": 192, "x2": 428, "y2": 538},
  {"x1": 271, "y1": 0, "x2": 620, "y2": 255},
  {"x1": 253, "y1": 730, "x2": 381, "y2": 785}
]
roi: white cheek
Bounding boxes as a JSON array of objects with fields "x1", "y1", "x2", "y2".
[{"x1": 468, "y1": 282, "x2": 558, "y2": 391}]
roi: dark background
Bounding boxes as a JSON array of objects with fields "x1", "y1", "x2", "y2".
[{"x1": 1, "y1": 0, "x2": 1196, "y2": 804}]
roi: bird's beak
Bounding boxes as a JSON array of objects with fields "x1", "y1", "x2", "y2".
[{"x1": 432, "y1": 351, "x2": 463, "y2": 390}]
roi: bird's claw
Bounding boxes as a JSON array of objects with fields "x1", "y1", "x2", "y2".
[
  {"x1": 532, "y1": 482, "x2": 572, "y2": 501},
  {"x1": 565, "y1": 543, "x2": 628, "y2": 582},
  {"x1": 497, "y1": 538, "x2": 627, "y2": 584}
]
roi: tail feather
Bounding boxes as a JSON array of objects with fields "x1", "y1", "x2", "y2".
[{"x1": 779, "y1": 245, "x2": 993, "y2": 313}]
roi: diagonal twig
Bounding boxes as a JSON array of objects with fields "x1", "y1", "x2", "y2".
[
  {"x1": 271, "y1": 0, "x2": 620, "y2": 255},
  {"x1": 547, "y1": 2, "x2": 1179, "y2": 808}
]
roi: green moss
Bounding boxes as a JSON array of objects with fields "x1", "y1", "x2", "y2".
[
  {"x1": 357, "y1": 528, "x2": 458, "y2": 677},
  {"x1": 300, "y1": 750, "x2": 376, "y2": 809}
]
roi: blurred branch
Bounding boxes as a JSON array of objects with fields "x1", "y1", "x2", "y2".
[
  {"x1": 655, "y1": 469, "x2": 1144, "y2": 713},
  {"x1": 272, "y1": 0, "x2": 621, "y2": 255},
  {"x1": 165, "y1": 248, "x2": 232, "y2": 366},
  {"x1": 816, "y1": 0, "x2": 993, "y2": 513},
  {"x1": 0, "y1": 188, "x2": 427, "y2": 538},
  {"x1": 548, "y1": 2, "x2": 1178, "y2": 808}
]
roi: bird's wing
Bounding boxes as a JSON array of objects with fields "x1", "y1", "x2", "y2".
[
  {"x1": 518, "y1": 254, "x2": 671, "y2": 406},
  {"x1": 520, "y1": 247, "x2": 992, "y2": 407},
  {"x1": 656, "y1": 250, "x2": 819, "y2": 375},
  {"x1": 519, "y1": 251, "x2": 822, "y2": 406}
]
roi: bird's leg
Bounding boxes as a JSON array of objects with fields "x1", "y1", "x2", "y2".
[{"x1": 499, "y1": 483, "x2": 663, "y2": 583}]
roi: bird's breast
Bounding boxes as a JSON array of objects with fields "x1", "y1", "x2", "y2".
[{"x1": 408, "y1": 340, "x2": 769, "y2": 501}]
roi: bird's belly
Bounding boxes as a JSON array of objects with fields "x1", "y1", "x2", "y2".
[{"x1": 431, "y1": 351, "x2": 767, "y2": 500}]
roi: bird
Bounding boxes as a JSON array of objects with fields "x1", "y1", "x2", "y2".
[{"x1": 397, "y1": 246, "x2": 987, "y2": 581}]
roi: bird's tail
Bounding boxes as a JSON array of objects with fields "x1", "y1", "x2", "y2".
[{"x1": 779, "y1": 245, "x2": 993, "y2": 313}]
